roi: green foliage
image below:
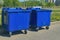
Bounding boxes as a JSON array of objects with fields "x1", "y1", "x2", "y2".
[
  {"x1": 3, "y1": 0, "x2": 13, "y2": 7},
  {"x1": 22, "y1": 1, "x2": 43, "y2": 7},
  {"x1": 51, "y1": 12, "x2": 60, "y2": 22},
  {"x1": 0, "y1": 0, "x2": 4, "y2": 8},
  {"x1": 0, "y1": 15, "x2": 1, "y2": 25},
  {"x1": 45, "y1": 2, "x2": 55, "y2": 7},
  {"x1": 0, "y1": 9, "x2": 1, "y2": 25},
  {"x1": 12, "y1": 0, "x2": 21, "y2": 7},
  {"x1": 25, "y1": 1, "x2": 39, "y2": 7},
  {"x1": 2, "y1": 0, "x2": 56, "y2": 8},
  {"x1": 3, "y1": 0, "x2": 20, "y2": 7}
]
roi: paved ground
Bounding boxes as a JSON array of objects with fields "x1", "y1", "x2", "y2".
[{"x1": 0, "y1": 21, "x2": 60, "y2": 40}]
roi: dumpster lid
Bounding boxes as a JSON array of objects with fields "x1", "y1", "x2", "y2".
[
  {"x1": 6, "y1": 10, "x2": 24, "y2": 13},
  {"x1": 6, "y1": 9, "x2": 31, "y2": 13},
  {"x1": 2, "y1": 8, "x2": 22, "y2": 11},
  {"x1": 37, "y1": 9, "x2": 52, "y2": 12}
]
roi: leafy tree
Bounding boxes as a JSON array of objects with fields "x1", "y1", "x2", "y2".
[
  {"x1": 45, "y1": 2, "x2": 55, "y2": 7},
  {"x1": 3, "y1": 0, "x2": 20, "y2": 7},
  {"x1": 13, "y1": 0, "x2": 20, "y2": 7},
  {"x1": 24, "y1": 0, "x2": 42, "y2": 7},
  {"x1": 0, "y1": 0, "x2": 4, "y2": 8},
  {"x1": 3, "y1": 0, "x2": 13, "y2": 7}
]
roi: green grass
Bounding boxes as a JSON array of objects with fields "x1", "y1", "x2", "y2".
[
  {"x1": 0, "y1": 9, "x2": 2, "y2": 14},
  {"x1": 53, "y1": 10, "x2": 60, "y2": 12},
  {"x1": 51, "y1": 12, "x2": 60, "y2": 22},
  {"x1": 51, "y1": 8, "x2": 60, "y2": 22},
  {"x1": 0, "y1": 15, "x2": 1, "y2": 25},
  {"x1": 0, "y1": 15, "x2": 2, "y2": 28},
  {"x1": 0, "y1": 9, "x2": 2, "y2": 27}
]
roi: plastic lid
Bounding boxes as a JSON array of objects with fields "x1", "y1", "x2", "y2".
[{"x1": 26, "y1": 7, "x2": 32, "y2": 10}]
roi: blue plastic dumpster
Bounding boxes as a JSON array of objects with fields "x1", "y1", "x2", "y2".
[
  {"x1": 37, "y1": 9, "x2": 52, "y2": 30},
  {"x1": 2, "y1": 8, "x2": 31, "y2": 36},
  {"x1": 2, "y1": 8, "x2": 22, "y2": 32},
  {"x1": 29, "y1": 8, "x2": 52, "y2": 31}
]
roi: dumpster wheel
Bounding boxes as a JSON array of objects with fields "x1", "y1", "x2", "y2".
[
  {"x1": 24, "y1": 30, "x2": 27, "y2": 34},
  {"x1": 8, "y1": 32, "x2": 12, "y2": 37},
  {"x1": 35, "y1": 28, "x2": 38, "y2": 31},
  {"x1": 46, "y1": 26, "x2": 49, "y2": 30}
]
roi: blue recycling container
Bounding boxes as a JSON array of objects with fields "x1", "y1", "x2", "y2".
[
  {"x1": 2, "y1": 8, "x2": 22, "y2": 30},
  {"x1": 37, "y1": 9, "x2": 52, "y2": 29},
  {"x1": 30, "y1": 8, "x2": 52, "y2": 30},
  {"x1": 2, "y1": 8, "x2": 31, "y2": 36}
]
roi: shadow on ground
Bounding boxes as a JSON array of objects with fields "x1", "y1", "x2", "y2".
[
  {"x1": 0, "y1": 25, "x2": 24, "y2": 37},
  {"x1": 0, "y1": 30, "x2": 24, "y2": 37},
  {"x1": 0, "y1": 25, "x2": 45, "y2": 37},
  {"x1": 28, "y1": 27, "x2": 45, "y2": 32}
]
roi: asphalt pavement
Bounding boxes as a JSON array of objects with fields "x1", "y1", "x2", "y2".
[{"x1": 0, "y1": 21, "x2": 60, "y2": 40}]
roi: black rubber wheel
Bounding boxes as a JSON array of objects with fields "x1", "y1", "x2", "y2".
[
  {"x1": 8, "y1": 35, "x2": 11, "y2": 37},
  {"x1": 35, "y1": 28, "x2": 39, "y2": 31},
  {"x1": 46, "y1": 26, "x2": 49, "y2": 30},
  {"x1": 35, "y1": 29, "x2": 38, "y2": 31},
  {"x1": 8, "y1": 32, "x2": 12, "y2": 37},
  {"x1": 24, "y1": 30, "x2": 27, "y2": 34}
]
